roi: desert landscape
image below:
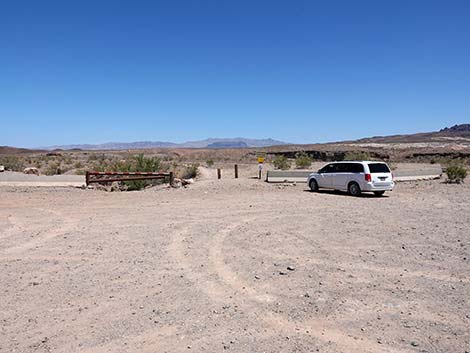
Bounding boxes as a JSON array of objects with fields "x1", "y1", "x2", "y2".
[
  {"x1": 0, "y1": 161, "x2": 469, "y2": 353},
  {"x1": 3, "y1": 2, "x2": 470, "y2": 351}
]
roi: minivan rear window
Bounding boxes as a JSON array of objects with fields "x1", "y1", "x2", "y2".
[{"x1": 368, "y1": 163, "x2": 390, "y2": 173}]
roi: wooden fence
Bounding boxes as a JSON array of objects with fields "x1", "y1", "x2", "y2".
[{"x1": 85, "y1": 171, "x2": 173, "y2": 186}]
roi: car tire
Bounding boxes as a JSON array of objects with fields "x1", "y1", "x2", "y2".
[
  {"x1": 348, "y1": 182, "x2": 361, "y2": 196},
  {"x1": 374, "y1": 191, "x2": 385, "y2": 196},
  {"x1": 309, "y1": 179, "x2": 319, "y2": 192}
]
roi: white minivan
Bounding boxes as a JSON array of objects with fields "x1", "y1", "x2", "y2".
[{"x1": 307, "y1": 161, "x2": 394, "y2": 196}]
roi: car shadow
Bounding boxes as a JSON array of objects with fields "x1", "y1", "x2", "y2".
[{"x1": 303, "y1": 189, "x2": 389, "y2": 198}]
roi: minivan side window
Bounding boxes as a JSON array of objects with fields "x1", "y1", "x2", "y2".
[
  {"x1": 347, "y1": 163, "x2": 364, "y2": 173},
  {"x1": 335, "y1": 164, "x2": 349, "y2": 173},
  {"x1": 368, "y1": 163, "x2": 390, "y2": 173},
  {"x1": 319, "y1": 164, "x2": 336, "y2": 173},
  {"x1": 336, "y1": 163, "x2": 364, "y2": 173}
]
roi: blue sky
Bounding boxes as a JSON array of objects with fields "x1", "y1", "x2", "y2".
[{"x1": 1, "y1": 0, "x2": 469, "y2": 147}]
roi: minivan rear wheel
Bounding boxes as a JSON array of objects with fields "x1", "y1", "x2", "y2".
[
  {"x1": 348, "y1": 182, "x2": 361, "y2": 196},
  {"x1": 374, "y1": 191, "x2": 385, "y2": 196},
  {"x1": 309, "y1": 179, "x2": 319, "y2": 192}
]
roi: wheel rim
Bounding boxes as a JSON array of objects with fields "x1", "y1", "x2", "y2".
[{"x1": 350, "y1": 184, "x2": 359, "y2": 194}]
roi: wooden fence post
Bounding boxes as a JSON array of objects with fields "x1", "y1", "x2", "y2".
[
  {"x1": 85, "y1": 171, "x2": 89, "y2": 186},
  {"x1": 169, "y1": 171, "x2": 174, "y2": 186},
  {"x1": 217, "y1": 168, "x2": 221, "y2": 179},
  {"x1": 234, "y1": 164, "x2": 238, "y2": 179}
]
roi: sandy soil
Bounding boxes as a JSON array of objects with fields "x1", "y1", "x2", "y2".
[{"x1": 0, "y1": 166, "x2": 469, "y2": 353}]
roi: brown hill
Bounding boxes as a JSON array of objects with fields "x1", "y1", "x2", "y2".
[
  {"x1": 354, "y1": 124, "x2": 470, "y2": 144},
  {"x1": 0, "y1": 146, "x2": 44, "y2": 155}
]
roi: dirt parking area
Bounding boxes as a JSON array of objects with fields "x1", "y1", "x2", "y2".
[{"x1": 0, "y1": 168, "x2": 469, "y2": 353}]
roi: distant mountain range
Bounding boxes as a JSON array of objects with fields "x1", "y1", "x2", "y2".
[
  {"x1": 352, "y1": 124, "x2": 470, "y2": 144},
  {"x1": 42, "y1": 138, "x2": 287, "y2": 151},
  {"x1": 4, "y1": 124, "x2": 469, "y2": 154}
]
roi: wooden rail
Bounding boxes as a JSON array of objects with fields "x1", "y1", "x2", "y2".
[{"x1": 86, "y1": 171, "x2": 174, "y2": 186}]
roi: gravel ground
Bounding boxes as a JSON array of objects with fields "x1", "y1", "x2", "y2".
[{"x1": 0, "y1": 167, "x2": 469, "y2": 353}]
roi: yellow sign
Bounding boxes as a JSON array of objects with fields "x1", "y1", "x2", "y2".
[{"x1": 257, "y1": 157, "x2": 265, "y2": 163}]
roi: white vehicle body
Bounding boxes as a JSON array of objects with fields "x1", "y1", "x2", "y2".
[{"x1": 307, "y1": 161, "x2": 394, "y2": 196}]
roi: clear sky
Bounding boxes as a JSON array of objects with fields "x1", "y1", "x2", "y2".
[{"x1": 1, "y1": 0, "x2": 469, "y2": 147}]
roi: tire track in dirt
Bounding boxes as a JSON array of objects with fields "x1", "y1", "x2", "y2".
[
  {"x1": 1, "y1": 208, "x2": 78, "y2": 255},
  {"x1": 168, "y1": 213, "x2": 407, "y2": 353}
]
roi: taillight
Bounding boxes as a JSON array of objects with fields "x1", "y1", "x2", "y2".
[{"x1": 365, "y1": 173, "x2": 371, "y2": 182}]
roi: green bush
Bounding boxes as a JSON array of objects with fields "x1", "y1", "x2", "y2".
[
  {"x1": 91, "y1": 154, "x2": 165, "y2": 190},
  {"x1": 125, "y1": 154, "x2": 164, "y2": 191},
  {"x1": 446, "y1": 165, "x2": 467, "y2": 184},
  {"x1": 182, "y1": 163, "x2": 199, "y2": 179},
  {"x1": 295, "y1": 151, "x2": 312, "y2": 169},
  {"x1": 273, "y1": 155, "x2": 291, "y2": 170},
  {"x1": 343, "y1": 151, "x2": 371, "y2": 161},
  {"x1": 206, "y1": 159, "x2": 214, "y2": 167}
]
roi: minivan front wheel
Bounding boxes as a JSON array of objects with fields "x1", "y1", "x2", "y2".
[
  {"x1": 374, "y1": 191, "x2": 385, "y2": 196},
  {"x1": 348, "y1": 182, "x2": 361, "y2": 196},
  {"x1": 309, "y1": 179, "x2": 319, "y2": 192}
]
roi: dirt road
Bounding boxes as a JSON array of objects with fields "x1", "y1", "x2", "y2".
[{"x1": 0, "y1": 171, "x2": 469, "y2": 352}]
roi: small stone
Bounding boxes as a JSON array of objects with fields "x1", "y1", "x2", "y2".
[
  {"x1": 410, "y1": 341, "x2": 419, "y2": 347},
  {"x1": 279, "y1": 271, "x2": 287, "y2": 275},
  {"x1": 254, "y1": 275, "x2": 260, "y2": 280},
  {"x1": 287, "y1": 266, "x2": 295, "y2": 271}
]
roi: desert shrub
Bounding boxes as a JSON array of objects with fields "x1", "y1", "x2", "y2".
[
  {"x1": 74, "y1": 161, "x2": 84, "y2": 169},
  {"x1": 343, "y1": 151, "x2": 372, "y2": 161},
  {"x1": 91, "y1": 162, "x2": 108, "y2": 172},
  {"x1": 206, "y1": 159, "x2": 214, "y2": 167},
  {"x1": 44, "y1": 162, "x2": 60, "y2": 175},
  {"x1": 122, "y1": 154, "x2": 165, "y2": 191},
  {"x1": 181, "y1": 163, "x2": 199, "y2": 179},
  {"x1": 446, "y1": 165, "x2": 467, "y2": 184},
  {"x1": 295, "y1": 151, "x2": 312, "y2": 169},
  {"x1": 273, "y1": 155, "x2": 291, "y2": 170},
  {"x1": 0, "y1": 156, "x2": 25, "y2": 171},
  {"x1": 134, "y1": 154, "x2": 162, "y2": 172}
]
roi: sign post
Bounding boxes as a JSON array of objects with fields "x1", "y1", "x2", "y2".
[{"x1": 257, "y1": 156, "x2": 265, "y2": 180}]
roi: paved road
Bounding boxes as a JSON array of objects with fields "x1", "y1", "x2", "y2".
[{"x1": 0, "y1": 171, "x2": 85, "y2": 187}]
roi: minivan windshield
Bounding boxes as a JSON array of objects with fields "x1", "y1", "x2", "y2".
[{"x1": 368, "y1": 163, "x2": 390, "y2": 173}]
